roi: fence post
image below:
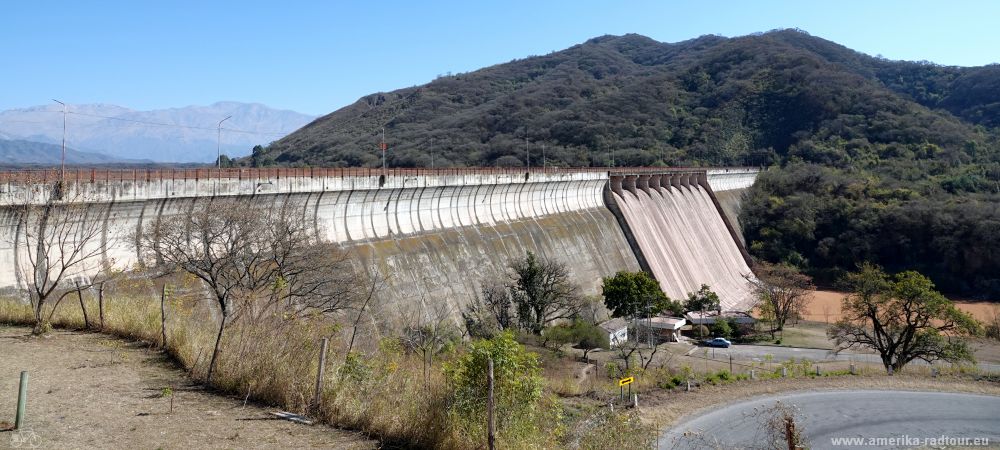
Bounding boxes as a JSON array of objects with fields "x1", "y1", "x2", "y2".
[
  {"x1": 487, "y1": 357, "x2": 495, "y2": 450},
  {"x1": 314, "y1": 338, "x2": 329, "y2": 409},
  {"x1": 160, "y1": 285, "x2": 169, "y2": 347},
  {"x1": 15, "y1": 371, "x2": 28, "y2": 429}
]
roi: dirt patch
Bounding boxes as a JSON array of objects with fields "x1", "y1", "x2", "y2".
[
  {"x1": 0, "y1": 325, "x2": 375, "y2": 450},
  {"x1": 802, "y1": 290, "x2": 998, "y2": 323}
]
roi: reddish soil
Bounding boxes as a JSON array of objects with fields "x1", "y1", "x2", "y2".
[{"x1": 801, "y1": 290, "x2": 998, "y2": 323}]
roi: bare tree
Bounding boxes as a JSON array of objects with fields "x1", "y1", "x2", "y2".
[
  {"x1": 399, "y1": 298, "x2": 458, "y2": 387},
  {"x1": 612, "y1": 328, "x2": 661, "y2": 374},
  {"x1": 508, "y1": 251, "x2": 583, "y2": 334},
  {"x1": 138, "y1": 198, "x2": 364, "y2": 382},
  {"x1": 8, "y1": 193, "x2": 113, "y2": 334},
  {"x1": 461, "y1": 281, "x2": 514, "y2": 338},
  {"x1": 237, "y1": 207, "x2": 362, "y2": 324},
  {"x1": 745, "y1": 263, "x2": 813, "y2": 339}
]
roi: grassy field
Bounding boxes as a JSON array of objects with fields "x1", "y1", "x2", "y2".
[{"x1": 769, "y1": 320, "x2": 834, "y2": 349}]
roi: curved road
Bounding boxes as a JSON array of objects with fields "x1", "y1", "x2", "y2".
[{"x1": 661, "y1": 390, "x2": 1000, "y2": 449}]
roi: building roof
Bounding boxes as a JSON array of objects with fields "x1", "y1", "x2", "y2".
[
  {"x1": 685, "y1": 310, "x2": 756, "y2": 323},
  {"x1": 647, "y1": 316, "x2": 686, "y2": 329},
  {"x1": 598, "y1": 317, "x2": 629, "y2": 333}
]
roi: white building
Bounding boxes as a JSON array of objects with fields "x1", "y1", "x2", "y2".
[
  {"x1": 598, "y1": 317, "x2": 629, "y2": 348},
  {"x1": 640, "y1": 316, "x2": 687, "y2": 343}
]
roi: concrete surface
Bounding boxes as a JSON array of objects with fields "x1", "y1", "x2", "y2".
[
  {"x1": 0, "y1": 168, "x2": 758, "y2": 318},
  {"x1": 614, "y1": 184, "x2": 754, "y2": 311},
  {"x1": 662, "y1": 390, "x2": 1000, "y2": 449}
]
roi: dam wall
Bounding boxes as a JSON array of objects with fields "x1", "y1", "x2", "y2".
[
  {"x1": 0, "y1": 167, "x2": 757, "y2": 313},
  {"x1": 0, "y1": 168, "x2": 637, "y2": 304}
]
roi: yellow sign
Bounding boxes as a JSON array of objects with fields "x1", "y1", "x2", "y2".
[{"x1": 618, "y1": 377, "x2": 634, "y2": 386}]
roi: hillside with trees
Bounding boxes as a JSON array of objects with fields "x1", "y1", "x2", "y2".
[{"x1": 248, "y1": 29, "x2": 1000, "y2": 298}]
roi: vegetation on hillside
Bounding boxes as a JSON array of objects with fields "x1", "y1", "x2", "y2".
[{"x1": 247, "y1": 29, "x2": 1000, "y2": 297}]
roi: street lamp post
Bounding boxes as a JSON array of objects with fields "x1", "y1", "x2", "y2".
[
  {"x1": 217, "y1": 115, "x2": 232, "y2": 168},
  {"x1": 52, "y1": 99, "x2": 66, "y2": 181}
]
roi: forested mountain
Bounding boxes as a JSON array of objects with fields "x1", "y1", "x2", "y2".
[{"x1": 252, "y1": 29, "x2": 1000, "y2": 298}]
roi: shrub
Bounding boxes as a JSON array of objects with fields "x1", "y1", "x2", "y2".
[
  {"x1": 445, "y1": 332, "x2": 544, "y2": 444},
  {"x1": 711, "y1": 319, "x2": 732, "y2": 339},
  {"x1": 577, "y1": 410, "x2": 656, "y2": 449}
]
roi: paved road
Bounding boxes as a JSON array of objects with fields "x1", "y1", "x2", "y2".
[
  {"x1": 661, "y1": 390, "x2": 1000, "y2": 449},
  {"x1": 693, "y1": 344, "x2": 1000, "y2": 372}
]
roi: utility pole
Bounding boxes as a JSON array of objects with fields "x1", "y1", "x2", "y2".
[
  {"x1": 542, "y1": 144, "x2": 546, "y2": 171},
  {"x1": 52, "y1": 99, "x2": 67, "y2": 181},
  {"x1": 217, "y1": 115, "x2": 232, "y2": 168},
  {"x1": 487, "y1": 357, "x2": 495, "y2": 450},
  {"x1": 647, "y1": 294, "x2": 653, "y2": 348},
  {"x1": 524, "y1": 130, "x2": 529, "y2": 169},
  {"x1": 381, "y1": 127, "x2": 387, "y2": 176}
]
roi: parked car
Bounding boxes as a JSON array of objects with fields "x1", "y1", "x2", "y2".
[{"x1": 703, "y1": 337, "x2": 732, "y2": 348}]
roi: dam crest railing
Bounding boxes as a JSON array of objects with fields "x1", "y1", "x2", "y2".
[{"x1": 0, "y1": 166, "x2": 759, "y2": 183}]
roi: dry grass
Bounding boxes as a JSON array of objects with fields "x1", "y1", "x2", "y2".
[
  {"x1": 0, "y1": 291, "x2": 471, "y2": 449},
  {"x1": 8, "y1": 287, "x2": 991, "y2": 449}
]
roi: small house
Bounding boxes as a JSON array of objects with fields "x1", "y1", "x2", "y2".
[
  {"x1": 637, "y1": 316, "x2": 687, "y2": 343},
  {"x1": 598, "y1": 317, "x2": 629, "y2": 348}
]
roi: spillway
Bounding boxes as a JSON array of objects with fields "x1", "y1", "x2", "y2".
[{"x1": 609, "y1": 172, "x2": 755, "y2": 311}]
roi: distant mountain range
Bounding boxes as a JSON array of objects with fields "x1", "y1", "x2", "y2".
[
  {"x1": 0, "y1": 102, "x2": 315, "y2": 164},
  {"x1": 0, "y1": 139, "x2": 151, "y2": 166}
]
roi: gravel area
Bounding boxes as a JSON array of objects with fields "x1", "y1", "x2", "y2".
[{"x1": 0, "y1": 326, "x2": 375, "y2": 450}]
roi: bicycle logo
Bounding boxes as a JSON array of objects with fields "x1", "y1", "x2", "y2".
[{"x1": 9, "y1": 429, "x2": 41, "y2": 449}]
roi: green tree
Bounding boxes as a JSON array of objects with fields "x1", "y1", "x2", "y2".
[
  {"x1": 541, "y1": 323, "x2": 577, "y2": 350},
  {"x1": 250, "y1": 145, "x2": 267, "y2": 167},
  {"x1": 683, "y1": 284, "x2": 721, "y2": 314},
  {"x1": 445, "y1": 332, "x2": 543, "y2": 442},
  {"x1": 574, "y1": 321, "x2": 610, "y2": 360},
  {"x1": 601, "y1": 271, "x2": 681, "y2": 319},
  {"x1": 216, "y1": 154, "x2": 233, "y2": 168},
  {"x1": 829, "y1": 263, "x2": 981, "y2": 373},
  {"x1": 711, "y1": 318, "x2": 733, "y2": 339},
  {"x1": 685, "y1": 285, "x2": 721, "y2": 339}
]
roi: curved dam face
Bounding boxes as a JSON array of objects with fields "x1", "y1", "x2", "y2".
[{"x1": 0, "y1": 167, "x2": 757, "y2": 314}]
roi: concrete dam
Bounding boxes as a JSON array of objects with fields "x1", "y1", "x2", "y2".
[{"x1": 0, "y1": 167, "x2": 758, "y2": 314}]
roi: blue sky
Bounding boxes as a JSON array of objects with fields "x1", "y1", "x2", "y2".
[{"x1": 4, "y1": 0, "x2": 998, "y2": 115}]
